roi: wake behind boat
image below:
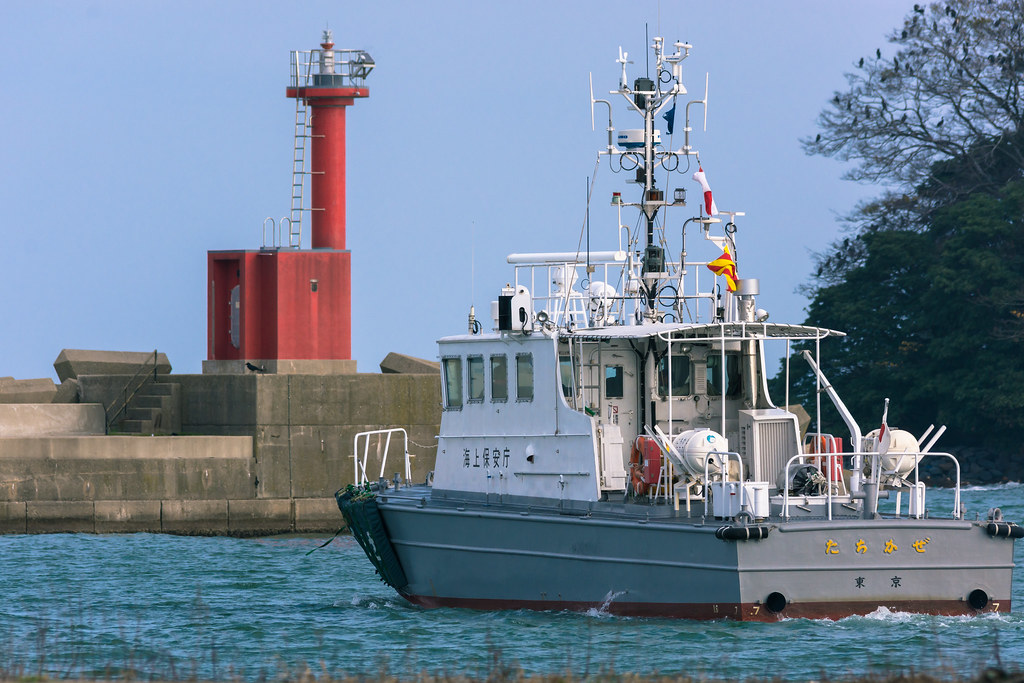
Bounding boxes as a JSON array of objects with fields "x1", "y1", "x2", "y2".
[{"x1": 337, "y1": 36, "x2": 1020, "y2": 621}]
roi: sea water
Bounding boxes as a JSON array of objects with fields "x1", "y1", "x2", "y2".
[{"x1": 1, "y1": 484, "x2": 1022, "y2": 681}]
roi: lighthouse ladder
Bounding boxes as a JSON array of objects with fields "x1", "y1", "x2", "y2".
[{"x1": 288, "y1": 51, "x2": 314, "y2": 248}]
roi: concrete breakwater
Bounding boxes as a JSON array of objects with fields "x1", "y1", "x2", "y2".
[
  {"x1": 0, "y1": 350, "x2": 441, "y2": 535},
  {"x1": 0, "y1": 434, "x2": 294, "y2": 535}
]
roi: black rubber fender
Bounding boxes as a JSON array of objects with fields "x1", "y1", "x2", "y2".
[
  {"x1": 715, "y1": 524, "x2": 771, "y2": 541},
  {"x1": 336, "y1": 486, "x2": 409, "y2": 589},
  {"x1": 986, "y1": 521, "x2": 1024, "y2": 539}
]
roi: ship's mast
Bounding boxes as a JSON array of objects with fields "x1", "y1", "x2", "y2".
[
  {"x1": 598, "y1": 37, "x2": 692, "y2": 319},
  {"x1": 635, "y1": 71, "x2": 663, "y2": 317}
]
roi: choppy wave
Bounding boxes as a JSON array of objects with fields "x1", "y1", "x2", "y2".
[
  {"x1": 961, "y1": 481, "x2": 1023, "y2": 493},
  {"x1": 0, "y1": 497, "x2": 1021, "y2": 682}
]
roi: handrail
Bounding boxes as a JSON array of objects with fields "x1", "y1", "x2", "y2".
[
  {"x1": 702, "y1": 449, "x2": 746, "y2": 516},
  {"x1": 780, "y1": 450, "x2": 962, "y2": 521},
  {"x1": 780, "y1": 453, "x2": 833, "y2": 521},
  {"x1": 353, "y1": 428, "x2": 412, "y2": 486},
  {"x1": 290, "y1": 48, "x2": 374, "y2": 89},
  {"x1": 105, "y1": 350, "x2": 159, "y2": 433}
]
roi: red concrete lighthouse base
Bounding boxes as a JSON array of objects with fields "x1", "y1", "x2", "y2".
[{"x1": 204, "y1": 249, "x2": 356, "y2": 375}]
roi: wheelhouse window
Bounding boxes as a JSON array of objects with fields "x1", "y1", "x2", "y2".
[
  {"x1": 605, "y1": 365, "x2": 624, "y2": 398},
  {"x1": 706, "y1": 352, "x2": 741, "y2": 398},
  {"x1": 467, "y1": 356, "x2": 484, "y2": 403},
  {"x1": 559, "y1": 355, "x2": 577, "y2": 400},
  {"x1": 516, "y1": 353, "x2": 534, "y2": 401},
  {"x1": 490, "y1": 354, "x2": 508, "y2": 402},
  {"x1": 442, "y1": 357, "x2": 463, "y2": 409},
  {"x1": 657, "y1": 355, "x2": 691, "y2": 397}
]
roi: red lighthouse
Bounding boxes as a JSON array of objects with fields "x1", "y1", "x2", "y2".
[{"x1": 205, "y1": 31, "x2": 373, "y2": 374}]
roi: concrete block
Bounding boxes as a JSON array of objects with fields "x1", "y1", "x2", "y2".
[
  {"x1": 78, "y1": 374, "x2": 131, "y2": 410},
  {"x1": 380, "y1": 352, "x2": 439, "y2": 374},
  {"x1": 374, "y1": 375, "x2": 406, "y2": 423},
  {"x1": 288, "y1": 426, "x2": 344, "y2": 498},
  {"x1": 254, "y1": 375, "x2": 292, "y2": 425},
  {"x1": 0, "y1": 378, "x2": 57, "y2": 404},
  {"x1": 26, "y1": 501, "x2": 94, "y2": 533},
  {"x1": 407, "y1": 426, "x2": 439, "y2": 483},
  {"x1": 228, "y1": 499, "x2": 292, "y2": 536},
  {"x1": 305, "y1": 377, "x2": 352, "y2": 425},
  {"x1": 253, "y1": 374, "x2": 317, "y2": 428},
  {"x1": 294, "y1": 497, "x2": 343, "y2": 532},
  {"x1": 0, "y1": 502, "x2": 26, "y2": 533},
  {"x1": 95, "y1": 500, "x2": 162, "y2": 533},
  {"x1": 132, "y1": 382, "x2": 182, "y2": 434},
  {"x1": 409, "y1": 375, "x2": 442, "y2": 424},
  {"x1": 53, "y1": 378, "x2": 81, "y2": 404},
  {"x1": 0, "y1": 403, "x2": 105, "y2": 437},
  {"x1": 54, "y1": 349, "x2": 171, "y2": 383},
  {"x1": 263, "y1": 375, "x2": 309, "y2": 424},
  {"x1": 202, "y1": 359, "x2": 357, "y2": 375},
  {"x1": 0, "y1": 435, "x2": 254, "y2": 502},
  {"x1": 161, "y1": 499, "x2": 228, "y2": 535},
  {"x1": 349, "y1": 375, "x2": 387, "y2": 425},
  {"x1": 170, "y1": 375, "x2": 258, "y2": 429},
  {"x1": 271, "y1": 359, "x2": 357, "y2": 375},
  {"x1": 254, "y1": 433, "x2": 292, "y2": 499}
]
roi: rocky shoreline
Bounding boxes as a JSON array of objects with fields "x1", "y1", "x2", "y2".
[{"x1": 919, "y1": 445, "x2": 1024, "y2": 488}]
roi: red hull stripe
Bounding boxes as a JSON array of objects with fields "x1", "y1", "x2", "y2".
[{"x1": 401, "y1": 593, "x2": 1011, "y2": 622}]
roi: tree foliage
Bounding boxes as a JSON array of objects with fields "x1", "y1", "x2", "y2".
[
  {"x1": 775, "y1": 0, "x2": 1024, "y2": 450},
  {"x1": 805, "y1": 0, "x2": 1024, "y2": 199},
  {"x1": 776, "y1": 180, "x2": 1024, "y2": 444}
]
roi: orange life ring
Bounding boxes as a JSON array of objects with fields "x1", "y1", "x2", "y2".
[
  {"x1": 805, "y1": 435, "x2": 843, "y2": 480},
  {"x1": 630, "y1": 436, "x2": 662, "y2": 496}
]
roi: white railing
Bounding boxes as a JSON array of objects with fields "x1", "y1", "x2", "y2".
[
  {"x1": 780, "y1": 453, "x2": 837, "y2": 521},
  {"x1": 508, "y1": 255, "x2": 724, "y2": 330},
  {"x1": 703, "y1": 449, "x2": 746, "y2": 517},
  {"x1": 779, "y1": 450, "x2": 962, "y2": 521},
  {"x1": 353, "y1": 428, "x2": 412, "y2": 486},
  {"x1": 290, "y1": 48, "x2": 374, "y2": 88}
]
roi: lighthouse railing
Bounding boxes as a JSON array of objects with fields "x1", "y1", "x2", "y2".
[{"x1": 290, "y1": 49, "x2": 375, "y2": 89}]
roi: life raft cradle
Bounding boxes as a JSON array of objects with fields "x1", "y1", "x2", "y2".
[{"x1": 336, "y1": 484, "x2": 409, "y2": 590}]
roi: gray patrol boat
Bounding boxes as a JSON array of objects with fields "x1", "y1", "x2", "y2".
[{"x1": 338, "y1": 37, "x2": 1020, "y2": 620}]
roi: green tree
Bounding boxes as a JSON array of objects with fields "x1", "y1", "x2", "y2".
[
  {"x1": 916, "y1": 180, "x2": 1024, "y2": 440},
  {"x1": 777, "y1": 180, "x2": 1024, "y2": 446},
  {"x1": 805, "y1": 0, "x2": 1024, "y2": 197},
  {"x1": 774, "y1": 0, "x2": 1024, "y2": 451}
]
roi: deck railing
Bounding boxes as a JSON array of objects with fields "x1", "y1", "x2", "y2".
[{"x1": 353, "y1": 428, "x2": 412, "y2": 486}]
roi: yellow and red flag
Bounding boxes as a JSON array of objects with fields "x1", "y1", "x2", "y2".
[{"x1": 706, "y1": 245, "x2": 738, "y2": 292}]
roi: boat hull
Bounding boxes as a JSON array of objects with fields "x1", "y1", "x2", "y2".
[{"x1": 371, "y1": 490, "x2": 1013, "y2": 622}]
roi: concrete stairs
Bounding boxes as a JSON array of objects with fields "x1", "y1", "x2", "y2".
[{"x1": 116, "y1": 382, "x2": 182, "y2": 435}]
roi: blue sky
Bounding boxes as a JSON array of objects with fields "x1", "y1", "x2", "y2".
[{"x1": 0, "y1": 1, "x2": 912, "y2": 380}]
